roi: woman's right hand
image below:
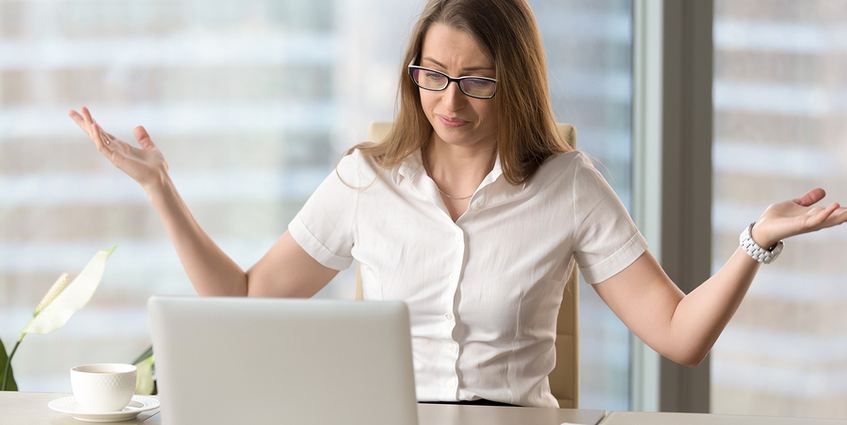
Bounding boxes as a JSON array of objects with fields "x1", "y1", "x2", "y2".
[{"x1": 69, "y1": 106, "x2": 169, "y2": 191}]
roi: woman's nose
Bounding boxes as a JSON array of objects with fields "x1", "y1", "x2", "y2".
[{"x1": 441, "y1": 81, "x2": 467, "y2": 109}]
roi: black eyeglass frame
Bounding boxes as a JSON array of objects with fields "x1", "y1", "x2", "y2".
[{"x1": 407, "y1": 61, "x2": 497, "y2": 100}]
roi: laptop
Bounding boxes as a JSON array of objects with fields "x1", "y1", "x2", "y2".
[{"x1": 148, "y1": 296, "x2": 419, "y2": 425}]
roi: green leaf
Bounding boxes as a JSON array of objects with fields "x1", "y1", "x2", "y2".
[
  {"x1": 0, "y1": 338, "x2": 19, "y2": 391},
  {"x1": 22, "y1": 247, "x2": 115, "y2": 335}
]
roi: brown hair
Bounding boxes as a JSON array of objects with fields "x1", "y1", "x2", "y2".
[{"x1": 351, "y1": 0, "x2": 571, "y2": 185}]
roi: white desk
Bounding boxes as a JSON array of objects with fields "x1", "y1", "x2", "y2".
[
  {"x1": 417, "y1": 402, "x2": 606, "y2": 424},
  {"x1": 0, "y1": 392, "x2": 607, "y2": 425},
  {"x1": 0, "y1": 392, "x2": 161, "y2": 424},
  {"x1": 600, "y1": 411, "x2": 847, "y2": 425}
]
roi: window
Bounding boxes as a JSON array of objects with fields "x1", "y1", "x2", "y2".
[
  {"x1": 531, "y1": 0, "x2": 634, "y2": 410},
  {"x1": 712, "y1": 0, "x2": 847, "y2": 418},
  {"x1": 1, "y1": 0, "x2": 634, "y2": 410}
]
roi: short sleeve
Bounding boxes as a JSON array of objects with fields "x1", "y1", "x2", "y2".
[
  {"x1": 287, "y1": 150, "x2": 363, "y2": 271},
  {"x1": 572, "y1": 153, "x2": 648, "y2": 284}
]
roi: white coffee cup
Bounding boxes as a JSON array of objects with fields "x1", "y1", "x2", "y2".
[{"x1": 70, "y1": 363, "x2": 137, "y2": 412}]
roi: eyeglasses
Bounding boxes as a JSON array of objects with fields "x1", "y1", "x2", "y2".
[{"x1": 407, "y1": 63, "x2": 497, "y2": 100}]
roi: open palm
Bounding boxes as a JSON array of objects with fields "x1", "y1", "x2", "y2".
[
  {"x1": 69, "y1": 107, "x2": 168, "y2": 190},
  {"x1": 754, "y1": 188, "x2": 847, "y2": 247}
]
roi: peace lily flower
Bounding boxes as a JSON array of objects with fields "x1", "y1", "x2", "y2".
[{"x1": 1, "y1": 247, "x2": 115, "y2": 391}]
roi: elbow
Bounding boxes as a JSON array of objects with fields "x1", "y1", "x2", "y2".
[
  {"x1": 666, "y1": 349, "x2": 709, "y2": 368},
  {"x1": 679, "y1": 356, "x2": 706, "y2": 368}
]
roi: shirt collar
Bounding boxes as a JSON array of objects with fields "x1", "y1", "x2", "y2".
[
  {"x1": 395, "y1": 148, "x2": 505, "y2": 186},
  {"x1": 395, "y1": 149, "x2": 424, "y2": 185},
  {"x1": 480, "y1": 151, "x2": 504, "y2": 188}
]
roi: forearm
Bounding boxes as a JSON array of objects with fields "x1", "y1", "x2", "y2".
[
  {"x1": 145, "y1": 174, "x2": 248, "y2": 296},
  {"x1": 667, "y1": 248, "x2": 759, "y2": 365},
  {"x1": 598, "y1": 188, "x2": 844, "y2": 367}
]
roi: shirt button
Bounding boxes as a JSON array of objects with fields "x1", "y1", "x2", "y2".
[{"x1": 444, "y1": 313, "x2": 454, "y2": 320}]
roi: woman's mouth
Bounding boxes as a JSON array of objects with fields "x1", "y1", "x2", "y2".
[{"x1": 438, "y1": 115, "x2": 469, "y2": 128}]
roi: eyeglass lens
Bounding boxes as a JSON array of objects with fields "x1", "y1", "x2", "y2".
[{"x1": 410, "y1": 68, "x2": 495, "y2": 98}]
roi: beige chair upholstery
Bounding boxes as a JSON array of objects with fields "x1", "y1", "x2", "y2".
[{"x1": 357, "y1": 122, "x2": 579, "y2": 408}]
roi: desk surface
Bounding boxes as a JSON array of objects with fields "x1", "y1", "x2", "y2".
[
  {"x1": 600, "y1": 411, "x2": 847, "y2": 425},
  {"x1": 16, "y1": 391, "x2": 847, "y2": 425},
  {"x1": 0, "y1": 392, "x2": 607, "y2": 425}
]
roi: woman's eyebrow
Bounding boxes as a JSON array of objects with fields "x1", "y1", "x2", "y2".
[{"x1": 422, "y1": 56, "x2": 494, "y2": 72}]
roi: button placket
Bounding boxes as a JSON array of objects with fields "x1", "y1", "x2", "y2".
[
  {"x1": 445, "y1": 227, "x2": 465, "y2": 326},
  {"x1": 443, "y1": 225, "x2": 466, "y2": 396}
]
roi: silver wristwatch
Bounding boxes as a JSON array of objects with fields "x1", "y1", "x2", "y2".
[{"x1": 739, "y1": 222, "x2": 784, "y2": 264}]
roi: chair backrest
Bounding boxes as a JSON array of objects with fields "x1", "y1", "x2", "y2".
[{"x1": 357, "y1": 122, "x2": 579, "y2": 408}]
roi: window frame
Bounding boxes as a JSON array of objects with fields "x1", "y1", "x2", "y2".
[{"x1": 631, "y1": 0, "x2": 714, "y2": 413}]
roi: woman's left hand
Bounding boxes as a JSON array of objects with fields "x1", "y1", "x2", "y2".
[{"x1": 752, "y1": 188, "x2": 847, "y2": 248}]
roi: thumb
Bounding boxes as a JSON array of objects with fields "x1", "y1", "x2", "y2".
[
  {"x1": 793, "y1": 187, "x2": 826, "y2": 206},
  {"x1": 134, "y1": 125, "x2": 155, "y2": 149}
]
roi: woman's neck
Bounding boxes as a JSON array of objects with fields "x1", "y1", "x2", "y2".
[{"x1": 423, "y1": 135, "x2": 497, "y2": 198}]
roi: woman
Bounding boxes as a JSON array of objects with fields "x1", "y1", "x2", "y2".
[{"x1": 69, "y1": 0, "x2": 845, "y2": 408}]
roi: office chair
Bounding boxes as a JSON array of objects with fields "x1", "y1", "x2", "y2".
[{"x1": 357, "y1": 122, "x2": 579, "y2": 408}]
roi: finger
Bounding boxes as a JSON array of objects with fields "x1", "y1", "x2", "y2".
[
  {"x1": 92, "y1": 123, "x2": 113, "y2": 155},
  {"x1": 134, "y1": 125, "x2": 155, "y2": 149},
  {"x1": 832, "y1": 208, "x2": 847, "y2": 225},
  {"x1": 68, "y1": 110, "x2": 86, "y2": 128},
  {"x1": 825, "y1": 208, "x2": 847, "y2": 226},
  {"x1": 808, "y1": 202, "x2": 840, "y2": 227},
  {"x1": 793, "y1": 187, "x2": 826, "y2": 206},
  {"x1": 91, "y1": 122, "x2": 104, "y2": 147},
  {"x1": 70, "y1": 110, "x2": 106, "y2": 151},
  {"x1": 94, "y1": 122, "x2": 108, "y2": 146},
  {"x1": 82, "y1": 107, "x2": 100, "y2": 141},
  {"x1": 81, "y1": 106, "x2": 94, "y2": 128},
  {"x1": 68, "y1": 110, "x2": 94, "y2": 136}
]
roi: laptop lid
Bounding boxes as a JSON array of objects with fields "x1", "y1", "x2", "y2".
[{"x1": 148, "y1": 296, "x2": 418, "y2": 425}]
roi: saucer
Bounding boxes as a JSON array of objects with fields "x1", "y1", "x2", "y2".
[{"x1": 48, "y1": 395, "x2": 160, "y2": 423}]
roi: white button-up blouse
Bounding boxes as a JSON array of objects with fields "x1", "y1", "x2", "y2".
[{"x1": 288, "y1": 148, "x2": 647, "y2": 407}]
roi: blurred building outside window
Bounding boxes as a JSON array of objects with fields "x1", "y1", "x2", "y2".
[{"x1": 712, "y1": 0, "x2": 847, "y2": 418}]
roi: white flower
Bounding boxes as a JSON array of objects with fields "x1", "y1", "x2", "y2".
[
  {"x1": 22, "y1": 247, "x2": 115, "y2": 335},
  {"x1": 2, "y1": 247, "x2": 115, "y2": 391}
]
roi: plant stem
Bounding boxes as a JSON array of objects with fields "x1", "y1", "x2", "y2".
[{"x1": 1, "y1": 338, "x2": 22, "y2": 392}]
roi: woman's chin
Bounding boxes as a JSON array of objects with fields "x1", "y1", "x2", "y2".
[
  {"x1": 433, "y1": 126, "x2": 475, "y2": 145},
  {"x1": 434, "y1": 133, "x2": 474, "y2": 147}
]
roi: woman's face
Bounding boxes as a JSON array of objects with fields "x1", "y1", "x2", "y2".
[{"x1": 418, "y1": 23, "x2": 498, "y2": 150}]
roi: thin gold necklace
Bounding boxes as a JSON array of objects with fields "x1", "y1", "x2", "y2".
[
  {"x1": 422, "y1": 151, "x2": 474, "y2": 200},
  {"x1": 434, "y1": 184, "x2": 474, "y2": 200}
]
